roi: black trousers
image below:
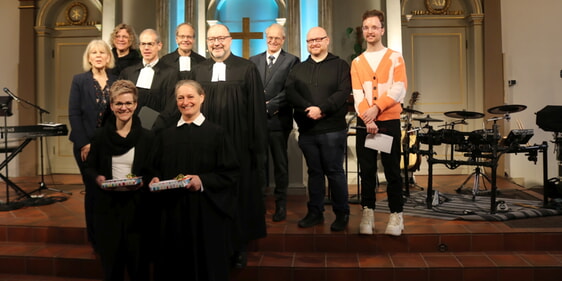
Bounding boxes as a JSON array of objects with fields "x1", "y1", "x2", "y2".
[
  {"x1": 73, "y1": 145, "x2": 96, "y2": 249},
  {"x1": 267, "y1": 129, "x2": 291, "y2": 206},
  {"x1": 355, "y1": 118, "x2": 404, "y2": 213}
]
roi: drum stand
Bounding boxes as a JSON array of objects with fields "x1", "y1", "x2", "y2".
[
  {"x1": 456, "y1": 115, "x2": 504, "y2": 200},
  {"x1": 456, "y1": 166, "x2": 492, "y2": 200}
]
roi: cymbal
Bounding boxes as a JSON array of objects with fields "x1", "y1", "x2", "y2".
[
  {"x1": 402, "y1": 107, "x2": 424, "y2": 115},
  {"x1": 487, "y1": 104, "x2": 527, "y2": 114},
  {"x1": 413, "y1": 115, "x2": 443, "y2": 123},
  {"x1": 444, "y1": 110, "x2": 484, "y2": 119}
]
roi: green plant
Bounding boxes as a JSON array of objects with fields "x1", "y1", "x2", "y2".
[{"x1": 346, "y1": 26, "x2": 365, "y2": 60}]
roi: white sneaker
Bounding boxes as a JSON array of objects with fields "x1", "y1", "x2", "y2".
[
  {"x1": 384, "y1": 212, "x2": 404, "y2": 236},
  {"x1": 359, "y1": 206, "x2": 374, "y2": 235}
]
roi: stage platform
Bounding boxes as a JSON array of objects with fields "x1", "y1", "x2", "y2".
[{"x1": 0, "y1": 174, "x2": 561, "y2": 281}]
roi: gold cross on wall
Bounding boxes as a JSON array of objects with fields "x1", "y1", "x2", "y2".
[{"x1": 230, "y1": 17, "x2": 263, "y2": 58}]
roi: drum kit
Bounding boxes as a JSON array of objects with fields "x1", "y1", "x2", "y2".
[{"x1": 401, "y1": 103, "x2": 531, "y2": 204}]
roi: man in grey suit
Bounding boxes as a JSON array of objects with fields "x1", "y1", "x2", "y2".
[{"x1": 250, "y1": 23, "x2": 300, "y2": 222}]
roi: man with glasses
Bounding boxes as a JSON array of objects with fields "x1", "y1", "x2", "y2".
[
  {"x1": 286, "y1": 27, "x2": 351, "y2": 232},
  {"x1": 351, "y1": 9, "x2": 408, "y2": 236},
  {"x1": 161, "y1": 23, "x2": 206, "y2": 81},
  {"x1": 120, "y1": 28, "x2": 177, "y2": 115},
  {"x1": 249, "y1": 23, "x2": 300, "y2": 222}
]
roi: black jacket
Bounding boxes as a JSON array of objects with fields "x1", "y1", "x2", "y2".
[
  {"x1": 110, "y1": 48, "x2": 142, "y2": 77},
  {"x1": 119, "y1": 60, "x2": 178, "y2": 113},
  {"x1": 250, "y1": 50, "x2": 300, "y2": 132},
  {"x1": 286, "y1": 52, "x2": 351, "y2": 135}
]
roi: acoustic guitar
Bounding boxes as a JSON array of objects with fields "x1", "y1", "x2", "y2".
[{"x1": 400, "y1": 91, "x2": 422, "y2": 171}]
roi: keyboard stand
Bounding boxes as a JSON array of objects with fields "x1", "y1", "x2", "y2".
[{"x1": 0, "y1": 138, "x2": 33, "y2": 201}]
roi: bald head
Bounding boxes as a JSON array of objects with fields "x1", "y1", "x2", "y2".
[{"x1": 306, "y1": 27, "x2": 329, "y2": 61}]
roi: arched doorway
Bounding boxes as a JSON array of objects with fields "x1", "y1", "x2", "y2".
[
  {"x1": 401, "y1": 0, "x2": 484, "y2": 175},
  {"x1": 36, "y1": 0, "x2": 103, "y2": 174}
]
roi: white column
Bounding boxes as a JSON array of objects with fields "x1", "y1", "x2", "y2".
[
  {"x1": 385, "y1": 0, "x2": 402, "y2": 53},
  {"x1": 198, "y1": 2, "x2": 207, "y2": 56},
  {"x1": 101, "y1": 0, "x2": 118, "y2": 42}
]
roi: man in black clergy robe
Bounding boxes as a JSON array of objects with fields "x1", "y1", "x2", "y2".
[
  {"x1": 160, "y1": 23, "x2": 206, "y2": 81},
  {"x1": 120, "y1": 28, "x2": 177, "y2": 113},
  {"x1": 156, "y1": 23, "x2": 268, "y2": 269}
]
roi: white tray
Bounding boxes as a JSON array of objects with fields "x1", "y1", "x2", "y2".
[
  {"x1": 101, "y1": 177, "x2": 142, "y2": 191},
  {"x1": 149, "y1": 178, "x2": 191, "y2": 192}
]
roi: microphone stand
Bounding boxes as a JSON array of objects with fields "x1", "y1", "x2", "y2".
[{"x1": 6, "y1": 91, "x2": 71, "y2": 196}]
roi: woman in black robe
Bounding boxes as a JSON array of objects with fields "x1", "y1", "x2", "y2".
[{"x1": 150, "y1": 80, "x2": 239, "y2": 281}]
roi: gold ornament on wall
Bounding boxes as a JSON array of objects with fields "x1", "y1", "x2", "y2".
[
  {"x1": 66, "y1": 2, "x2": 88, "y2": 25},
  {"x1": 425, "y1": 0, "x2": 451, "y2": 15}
]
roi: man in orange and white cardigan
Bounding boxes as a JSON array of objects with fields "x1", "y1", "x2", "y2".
[{"x1": 351, "y1": 9, "x2": 408, "y2": 236}]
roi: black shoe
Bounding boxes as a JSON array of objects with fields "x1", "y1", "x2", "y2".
[
  {"x1": 298, "y1": 212, "x2": 324, "y2": 228},
  {"x1": 231, "y1": 251, "x2": 247, "y2": 269},
  {"x1": 272, "y1": 206, "x2": 286, "y2": 222},
  {"x1": 330, "y1": 214, "x2": 349, "y2": 232}
]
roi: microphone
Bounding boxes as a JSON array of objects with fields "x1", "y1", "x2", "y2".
[{"x1": 3, "y1": 87, "x2": 20, "y2": 102}]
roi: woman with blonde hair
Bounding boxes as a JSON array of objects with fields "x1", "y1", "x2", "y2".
[{"x1": 68, "y1": 39, "x2": 117, "y2": 250}]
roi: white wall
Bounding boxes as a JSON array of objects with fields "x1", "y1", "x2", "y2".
[
  {"x1": 0, "y1": 0, "x2": 20, "y2": 117},
  {"x1": 0, "y1": 0, "x2": 21, "y2": 175},
  {"x1": 501, "y1": 0, "x2": 562, "y2": 186}
]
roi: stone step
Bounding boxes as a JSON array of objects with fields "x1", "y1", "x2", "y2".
[
  {"x1": 0, "y1": 274, "x2": 100, "y2": 281},
  {"x1": 0, "y1": 242, "x2": 102, "y2": 280},
  {"x1": 1, "y1": 240, "x2": 561, "y2": 281},
  {"x1": 231, "y1": 251, "x2": 562, "y2": 281}
]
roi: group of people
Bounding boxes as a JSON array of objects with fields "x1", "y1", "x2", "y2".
[{"x1": 67, "y1": 8, "x2": 408, "y2": 281}]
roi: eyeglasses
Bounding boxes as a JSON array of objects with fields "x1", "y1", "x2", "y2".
[
  {"x1": 113, "y1": 101, "x2": 136, "y2": 108},
  {"x1": 306, "y1": 36, "x2": 327, "y2": 44},
  {"x1": 362, "y1": 26, "x2": 382, "y2": 32},
  {"x1": 267, "y1": 36, "x2": 283, "y2": 42},
  {"x1": 177, "y1": 35, "x2": 194, "y2": 40},
  {"x1": 139, "y1": 41, "x2": 157, "y2": 48},
  {"x1": 207, "y1": 36, "x2": 231, "y2": 43},
  {"x1": 115, "y1": 35, "x2": 130, "y2": 40}
]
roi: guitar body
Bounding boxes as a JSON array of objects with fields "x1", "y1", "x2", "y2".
[
  {"x1": 400, "y1": 130, "x2": 422, "y2": 171},
  {"x1": 400, "y1": 91, "x2": 422, "y2": 171}
]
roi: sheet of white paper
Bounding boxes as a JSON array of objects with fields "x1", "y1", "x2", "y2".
[
  {"x1": 211, "y1": 62, "x2": 226, "y2": 82},
  {"x1": 136, "y1": 67, "x2": 154, "y2": 89},
  {"x1": 363, "y1": 81, "x2": 373, "y2": 106},
  {"x1": 364, "y1": 133, "x2": 393, "y2": 154},
  {"x1": 179, "y1": 56, "x2": 191, "y2": 71}
]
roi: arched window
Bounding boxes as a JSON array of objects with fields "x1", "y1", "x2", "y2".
[
  {"x1": 167, "y1": 0, "x2": 318, "y2": 58},
  {"x1": 215, "y1": 0, "x2": 278, "y2": 57}
]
